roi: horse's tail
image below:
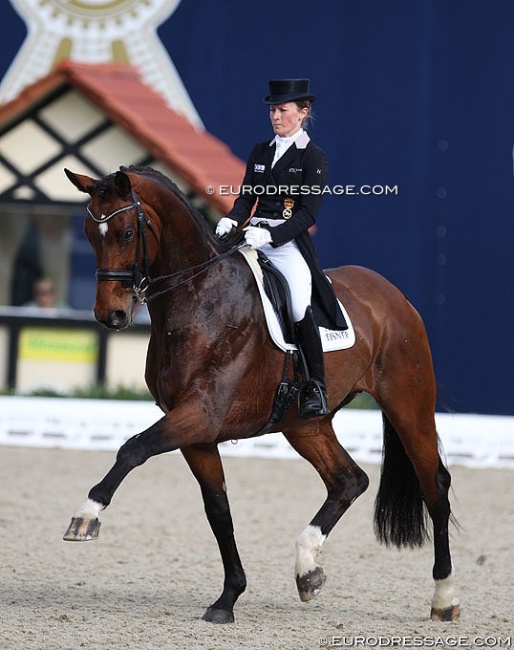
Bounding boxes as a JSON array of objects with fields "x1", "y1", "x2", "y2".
[{"x1": 374, "y1": 414, "x2": 429, "y2": 548}]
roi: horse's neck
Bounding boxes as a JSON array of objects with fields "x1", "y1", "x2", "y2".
[
  {"x1": 159, "y1": 228, "x2": 215, "y2": 272},
  {"x1": 147, "y1": 251, "x2": 258, "y2": 332},
  {"x1": 151, "y1": 192, "x2": 218, "y2": 274}
]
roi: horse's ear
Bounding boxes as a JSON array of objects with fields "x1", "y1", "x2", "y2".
[
  {"x1": 64, "y1": 168, "x2": 97, "y2": 194},
  {"x1": 114, "y1": 171, "x2": 132, "y2": 197}
]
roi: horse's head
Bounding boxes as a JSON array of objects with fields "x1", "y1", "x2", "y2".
[{"x1": 65, "y1": 168, "x2": 158, "y2": 330}]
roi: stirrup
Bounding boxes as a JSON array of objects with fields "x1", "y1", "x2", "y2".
[{"x1": 298, "y1": 379, "x2": 329, "y2": 419}]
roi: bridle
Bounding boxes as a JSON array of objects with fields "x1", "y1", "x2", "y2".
[
  {"x1": 87, "y1": 190, "x2": 154, "y2": 300},
  {"x1": 86, "y1": 190, "x2": 245, "y2": 303}
]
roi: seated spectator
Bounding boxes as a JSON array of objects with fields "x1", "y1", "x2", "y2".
[{"x1": 24, "y1": 278, "x2": 71, "y2": 311}]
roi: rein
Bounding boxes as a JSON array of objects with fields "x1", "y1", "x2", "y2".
[
  {"x1": 87, "y1": 191, "x2": 245, "y2": 303},
  {"x1": 144, "y1": 243, "x2": 246, "y2": 303}
]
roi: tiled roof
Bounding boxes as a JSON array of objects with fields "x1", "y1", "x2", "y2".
[{"x1": 0, "y1": 61, "x2": 245, "y2": 213}]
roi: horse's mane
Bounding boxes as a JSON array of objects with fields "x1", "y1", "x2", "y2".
[{"x1": 119, "y1": 165, "x2": 222, "y2": 246}]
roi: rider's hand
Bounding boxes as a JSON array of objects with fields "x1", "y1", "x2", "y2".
[
  {"x1": 243, "y1": 226, "x2": 273, "y2": 249},
  {"x1": 215, "y1": 217, "x2": 238, "y2": 237}
]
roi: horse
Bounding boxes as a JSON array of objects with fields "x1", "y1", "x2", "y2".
[{"x1": 62, "y1": 165, "x2": 459, "y2": 624}]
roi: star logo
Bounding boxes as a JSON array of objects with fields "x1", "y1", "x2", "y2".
[{"x1": 1, "y1": 0, "x2": 202, "y2": 126}]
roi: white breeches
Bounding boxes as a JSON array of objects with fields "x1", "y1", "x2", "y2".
[{"x1": 258, "y1": 239, "x2": 312, "y2": 322}]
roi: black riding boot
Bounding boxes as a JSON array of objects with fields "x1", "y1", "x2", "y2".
[{"x1": 295, "y1": 306, "x2": 329, "y2": 419}]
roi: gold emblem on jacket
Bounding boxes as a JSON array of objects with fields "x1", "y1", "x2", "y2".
[{"x1": 283, "y1": 198, "x2": 295, "y2": 219}]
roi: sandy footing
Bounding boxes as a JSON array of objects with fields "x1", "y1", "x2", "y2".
[{"x1": 0, "y1": 446, "x2": 512, "y2": 649}]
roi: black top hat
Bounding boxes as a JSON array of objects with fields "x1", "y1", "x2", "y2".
[{"x1": 263, "y1": 79, "x2": 316, "y2": 104}]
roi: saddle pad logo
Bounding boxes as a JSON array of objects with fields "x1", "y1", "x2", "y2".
[{"x1": 254, "y1": 164, "x2": 265, "y2": 173}]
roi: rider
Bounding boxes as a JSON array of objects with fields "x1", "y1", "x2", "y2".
[{"x1": 216, "y1": 79, "x2": 346, "y2": 419}]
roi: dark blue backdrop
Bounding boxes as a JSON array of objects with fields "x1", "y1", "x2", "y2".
[{"x1": 2, "y1": 1, "x2": 513, "y2": 414}]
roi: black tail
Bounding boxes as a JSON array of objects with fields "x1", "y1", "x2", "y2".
[{"x1": 374, "y1": 414, "x2": 429, "y2": 548}]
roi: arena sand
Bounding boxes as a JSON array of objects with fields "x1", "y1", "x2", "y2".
[{"x1": 0, "y1": 446, "x2": 512, "y2": 649}]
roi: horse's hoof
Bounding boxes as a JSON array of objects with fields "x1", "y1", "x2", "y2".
[
  {"x1": 296, "y1": 566, "x2": 326, "y2": 602},
  {"x1": 430, "y1": 604, "x2": 460, "y2": 621},
  {"x1": 63, "y1": 517, "x2": 101, "y2": 542},
  {"x1": 202, "y1": 607, "x2": 234, "y2": 624}
]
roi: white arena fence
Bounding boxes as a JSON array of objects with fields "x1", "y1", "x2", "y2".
[{"x1": 0, "y1": 396, "x2": 513, "y2": 469}]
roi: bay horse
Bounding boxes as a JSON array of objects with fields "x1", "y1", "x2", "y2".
[{"x1": 63, "y1": 165, "x2": 459, "y2": 624}]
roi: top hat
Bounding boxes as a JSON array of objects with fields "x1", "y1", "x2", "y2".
[{"x1": 263, "y1": 79, "x2": 316, "y2": 104}]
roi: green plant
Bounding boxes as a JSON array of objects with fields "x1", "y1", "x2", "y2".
[{"x1": 0, "y1": 384, "x2": 152, "y2": 401}]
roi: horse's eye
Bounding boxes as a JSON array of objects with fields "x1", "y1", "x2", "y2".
[{"x1": 124, "y1": 229, "x2": 134, "y2": 241}]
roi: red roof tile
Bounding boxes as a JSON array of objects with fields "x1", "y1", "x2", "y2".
[{"x1": 0, "y1": 61, "x2": 245, "y2": 213}]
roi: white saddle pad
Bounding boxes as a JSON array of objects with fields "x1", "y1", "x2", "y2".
[{"x1": 239, "y1": 249, "x2": 356, "y2": 353}]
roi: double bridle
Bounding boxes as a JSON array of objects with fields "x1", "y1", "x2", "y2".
[
  {"x1": 87, "y1": 191, "x2": 153, "y2": 300},
  {"x1": 87, "y1": 190, "x2": 245, "y2": 303}
]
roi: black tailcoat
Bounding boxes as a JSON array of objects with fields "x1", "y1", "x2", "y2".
[{"x1": 227, "y1": 134, "x2": 346, "y2": 329}]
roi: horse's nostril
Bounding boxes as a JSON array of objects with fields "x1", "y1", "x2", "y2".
[{"x1": 110, "y1": 309, "x2": 127, "y2": 328}]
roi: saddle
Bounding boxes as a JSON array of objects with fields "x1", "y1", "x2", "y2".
[
  {"x1": 255, "y1": 251, "x2": 301, "y2": 432},
  {"x1": 255, "y1": 251, "x2": 352, "y2": 350},
  {"x1": 232, "y1": 247, "x2": 355, "y2": 434},
  {"x1": 216, "y1": 234, "x2": 354, "y2": 433}
]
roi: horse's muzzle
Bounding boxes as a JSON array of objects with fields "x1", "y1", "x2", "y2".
[{"x1": 97, "y1": 308, "x2": 131, "y2": 330}]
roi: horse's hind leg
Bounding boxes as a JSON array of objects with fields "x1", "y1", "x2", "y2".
[
  {"x1": 428, "y1": 460, "x2": 459, "y2": 621},
  {"x1": 181, "y1": 444, "x2": 246, "y2": 624},
  {"x1": 376, "y1": 406, "x2": 460, "y2": 621},
  {"x1": 283, "y1": 420, "x2": 369, "y2": 602}
]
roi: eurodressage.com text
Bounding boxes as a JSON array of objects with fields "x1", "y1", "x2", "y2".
[
  {"x1": 205, "y1": 184, "x2": 399, "y2": 197},
  {"x1": 318, "y1": 637, "x2": 512, "y2": 648}
]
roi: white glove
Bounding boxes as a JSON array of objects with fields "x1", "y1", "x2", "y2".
[
  {"x1": 243, "y1": 226, "x2": 273, "y2": 249},
  {"x1": 215, "y1": 217, "x2": 238, "y2": 237}
]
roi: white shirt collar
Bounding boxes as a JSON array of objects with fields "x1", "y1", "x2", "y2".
[
  {"x1": 270, "y1": 129, "x2": 310, "y2": 167},
  {"x1": 272, "y1": 128, "x2": 305, "y2": 149},
  {"x1": 270, "y1": 129, "x2": 310, "y2": 151}
]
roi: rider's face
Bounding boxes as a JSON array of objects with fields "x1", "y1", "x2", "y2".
[{"x1": 269, "y1": 102, "x2": 307, "y2": 138}]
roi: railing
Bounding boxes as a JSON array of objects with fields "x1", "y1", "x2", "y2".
[
  {"x1": 0, "y1": 306, "x2": 150, "y2": 393},
  {"x1": 0, "y1": 396, "x2": 512, "y2": 469}
]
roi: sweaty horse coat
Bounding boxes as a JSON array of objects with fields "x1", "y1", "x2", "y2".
[{"x1": 62, "y1": 165, "x2": 459, "y2": 625}]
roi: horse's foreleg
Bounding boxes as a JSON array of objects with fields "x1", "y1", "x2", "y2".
[
  {"x1": 283, "y1": 422, "x2": 369, "y2": 602},
  {"x1": 63, "y1": 415, "x2": 187, "y2": 541},
  {"x1": 180, "y1": 444, "x2": 246, "y2": 624}
]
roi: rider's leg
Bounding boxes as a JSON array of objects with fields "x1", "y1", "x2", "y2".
[
  {"x1": 294, "y1": 305, "x2": 329, "y2": 418},
  {"x1": 259, "y1": 241, "x2": 328, "y2": 418}
]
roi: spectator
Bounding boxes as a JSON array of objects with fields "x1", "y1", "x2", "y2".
[{"x1": 24, "y1": 278, "x2": 70, "y2": 311}]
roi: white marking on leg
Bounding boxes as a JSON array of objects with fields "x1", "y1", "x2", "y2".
[
  {"x1": 295, "y1": 524, "x2": 326, "y2": 578},
  {"x1": 73, "y1": 498, "x2": 104, "y2": 520},
  {"x1": 99, "y1": 221, "x2": 108, "y2": 236},
  {"x1": 432, "y1": 569, "x2": 459, "y2": 610}
]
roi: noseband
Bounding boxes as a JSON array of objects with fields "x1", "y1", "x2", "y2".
[{"x1": 87, "y1": 191, "x2": 154, "y2": 299}]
